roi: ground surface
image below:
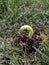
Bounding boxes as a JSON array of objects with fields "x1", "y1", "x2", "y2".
[{"x1": 0, "y1": 0, "x2": 49, "y2": 65}]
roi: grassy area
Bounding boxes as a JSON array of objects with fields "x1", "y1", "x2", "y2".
[{"x1": 0, "y1": 0, "x2": 49, "y2": 65}]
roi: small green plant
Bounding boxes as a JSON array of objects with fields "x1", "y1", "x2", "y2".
[{"x1": 19, "y1": 25, "x2": 34, "y2": 39}]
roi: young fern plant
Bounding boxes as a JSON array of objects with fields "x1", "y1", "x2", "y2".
[
  {"x1": 10, "y1": 25, "x2": 42, "y2": 54},
  {"x1": 19, "y1": 25, "x2": 34, "y2": 39}
]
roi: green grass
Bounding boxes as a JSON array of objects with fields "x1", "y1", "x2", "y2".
[{"x1": 0, "y1": 0, "x2": 49, "y2": 65}]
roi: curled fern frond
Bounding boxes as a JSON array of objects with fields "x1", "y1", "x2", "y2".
[{"x1": 19, "y1": 25, "x2": 34, "y2": 39}]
